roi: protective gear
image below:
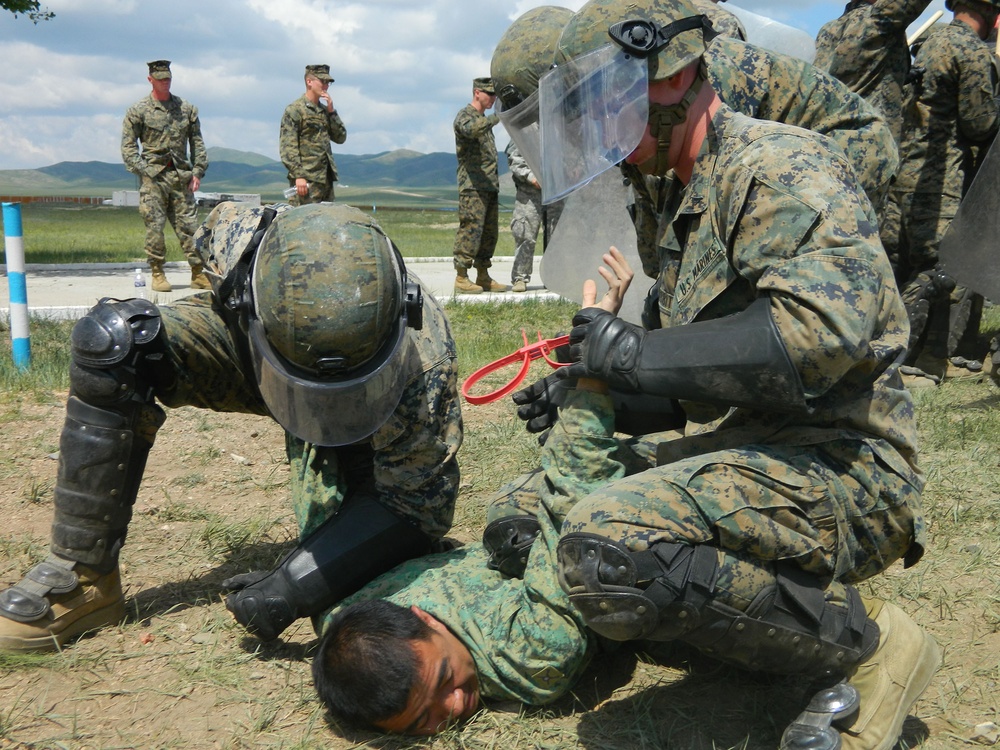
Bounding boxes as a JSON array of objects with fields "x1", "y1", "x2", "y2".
[
  {"x1": 149, "y1": 261, "x2": 172, "y2": 292},
  {"x1": 492, "y1": 6, "x2": 574, "y2": 181},
  {"x1": 0, "y1": 563, "x2": 125, "y2": 652},
  {"x1": 246, "y1": 203, "x2": 423, "y2": 447},
  {"x1": 836, "y1": 600, "x2": 941, "y2": 750},
  {"x1": 558, "y1": 297, "x2": 807, "y2": 412},
  {"x1": 513, "y1": 372, "x2": 684, "y2": 437},
  {"x1": 557, "y1": 532, "x2": 880, "y2": 677},
  {"x1": 780, "y1": 680, "x2": 862, "y2": 750},
  {"x1": 901, "y1": 266, "x2": 956, "y2": 358},
  {"x1": 223, "y1": 491, "x2": 432, "y2": 641},
  {"x1": 482, "y1": 516, "x2": 542, "y2": 578},
  {"x1": 0, "y1": 298, "x2": 166, "y2": 646},
  {"x1": 945, "y1": 0, "x2": 1000, "y2": 12},
  {"x1": 539, "y1": 0, "x2": 711, "y2": 198}
]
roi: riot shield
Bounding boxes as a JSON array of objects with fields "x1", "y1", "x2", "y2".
[
  {"x1": 539, "y1": 168, "x2": 646, "y2": 325},
  {"x1": 937, "y1": 137, "x2": 1000, "y2": 302},
  {"x1": 724, "y1": 4, "x2": 816, "y2": 63}
]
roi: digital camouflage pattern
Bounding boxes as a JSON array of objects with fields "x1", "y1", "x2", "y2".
[
  {"x1": 497, "y1": 104, "x2": 925, "y2": 647},
  {"x1": 452, "y1": 190, "x2": 500, "y2": 271},
  {"x1": 814, "y1": 0, "x2": 932, "y2": 143},
  {"x1": 121, "y1": 93, "x2": 208, "y2": 264},
  {"x1": 163, "y1": 202, "x2": 463, "y2": 539},
  {"x1": 321, "y1": 389, "x2": 625, "y2": 706},
  {"x1": 692, "y1": 0, "x2": 746, "y2": 40},
  {"x1": 490, "y1": 6, "x2": 575, "y2": 103},
  {"x1": 454, "y1": 104, "x2": 500, "y2": 193},
  {"x1": 506, "y1": 142, "x2": 543, "y2": 283},
  {"x1": 279, "y1": 95, "x2": 348, "y2": 203},
  {"x1": 628, "y1": 34, "x2": 900, "y2": 280},
  {"x1": 893, "y1": 19, "x2": 998, "y2": 219}
]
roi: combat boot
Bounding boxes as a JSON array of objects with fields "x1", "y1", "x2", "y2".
[
  {"x1": 838, "y1": 599, "x2": 941, "y2": 750},
  {"x1": 475, "y1": 268, "x2": 508, "y2": 293},
  {"x1": 454, "y1": 268, "x2": 483, "y2": 295},
  {"x1": 150, "y1": 262, "x2": 172, "y2": 292},
  {"x1": 0, "y1": 560, "x2": 125, "y2": 652},
  {"x1": 190, "y1": 264, "x2": 212, "y2": 290},
  {"x1": 511, "y1": 279, "x2": 528, "y2": 293}
]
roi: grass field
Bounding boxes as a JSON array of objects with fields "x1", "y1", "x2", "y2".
[
  {"x1": 0, "y1": 200, "x2": 520, "y2": 264},
  {"x1": 0, "y1": 210, "x2": 998, "y2": 749}
]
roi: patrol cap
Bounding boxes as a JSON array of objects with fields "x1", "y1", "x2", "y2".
[
  {"x1": 306, "y1": 64, "x2": 335, "y2": 82},
  {"x1": 473, "y1": 77, "x2": 496, "y2": 94},
  {"x1": 147, "y1": 60, "x2": 172, "y2": 80}
]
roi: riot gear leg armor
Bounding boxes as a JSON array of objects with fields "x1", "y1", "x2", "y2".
[
  {"x1": 482, "y1": 515, "x2": 542, "y2": 578},
  {"x1": 557, "y1": 533, "x2": 879, "y2": 677},
  {"x1": 0, "y1": 299, "x2": 167, "y2": 645}
]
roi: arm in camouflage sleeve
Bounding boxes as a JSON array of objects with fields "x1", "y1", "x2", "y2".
[
  {"x1": 455, "y1": 110, "x2": 500, "y2": 140},
  {"x1": 871, "y1": 0, "x2": 933, "y2": 33},
  {"x1": 279, "y1": 106, "x2": 304, "y2": 179},
  {"x1": 120, "y1": 105, "x2": 146, "y2": 176},
  {"x1": 327, "y1": 108, "x2": 347, "y2": 145},
  {"x1": 505, "y1": 142, "x2": 536, "y2": 185},
  {"x1": 956, "y1": 39, "x2": 1000, "y2": 143},
  {"x1": 188, "y1": 104, "x2": 209, "y2": 179}
]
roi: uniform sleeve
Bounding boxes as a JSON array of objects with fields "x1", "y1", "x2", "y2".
[
  {"x1": 724, "y1": 134, "x2": 891, "y2": 399},
  {"x1": 505, "y1": 143, "x2": 536, "y2": 184},
  {"x1": 455, "y1": 110, "x2": 499, "y2": 140},
  {"x1": 279, "y1": 105, "x2": 303, "y2": 178},
  {"x1": 328, "y1": 109, "x2": 347, "y2": 145},
  {"x1": 121, "y1": 106, "x2": 144, "y2": 176},
  {"x1": 188, "y1": 105, "x2": 208, "y2": 178},
  {"x1": 956, "y1": 41, "x2": 1000, "y2": 143},
  {"x1": 871, "y1": 0, "x2": 933, "y2": 32}
]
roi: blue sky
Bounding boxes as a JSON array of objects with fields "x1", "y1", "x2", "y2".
[{"x1": 0, "y1": 0, "x2": 948, "y2": 172}]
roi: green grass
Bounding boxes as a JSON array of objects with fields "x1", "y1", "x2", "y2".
[{"x1": 1, "y1": 198, "x2": 521, "y2": 264}]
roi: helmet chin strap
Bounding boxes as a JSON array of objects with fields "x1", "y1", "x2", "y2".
[{"x1": 647, "y1": 66, "x2": 706, "y2": 175}]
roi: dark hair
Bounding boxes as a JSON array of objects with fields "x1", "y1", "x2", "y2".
[{"x1": 312, "y1": 599, "x2": 435, "y2": 728}]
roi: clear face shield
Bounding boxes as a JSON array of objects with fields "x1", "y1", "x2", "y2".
[
  {"x1": 498, "y1": 89, "x2": 544, "y2": 183},
  {"x1": 538, "y1": 44, "x2": 649, "y2": 205}
]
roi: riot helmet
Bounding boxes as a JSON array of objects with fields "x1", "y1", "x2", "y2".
[
  {"x1": 247, "y1": 203, "x2": 422, "y2": 447},
  {"x1": 539, "y1": 0, "x2": 712, "y2": 199},
  {"x1": 491, "y1": 6, "x2": 574, "y2": 180}
]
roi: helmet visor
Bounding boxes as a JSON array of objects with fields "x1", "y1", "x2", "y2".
[
  {"x1": 498, "y1": 89, "x2": 544, "y2": 182},
  {"x1": 248, "y1": 315, "x2": 412, "y2": 447},
  {"x1": 539, "y1": 44, "x2": 648, "y2": 204}
]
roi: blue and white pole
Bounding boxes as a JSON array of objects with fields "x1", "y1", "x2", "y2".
[{"x1": 2, "y1": 202, "x2": 31, "y2": 370}]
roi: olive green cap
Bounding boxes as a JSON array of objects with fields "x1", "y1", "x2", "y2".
[
  {"x1": 306, "y1": 64, "x2": 334, "y2": 82},
  {"x1": 147, "y1": 60, "x2": 172, "y2": 80},
  {"x1": 473, "y1": 76, "x2": 496, "y2": 94}
]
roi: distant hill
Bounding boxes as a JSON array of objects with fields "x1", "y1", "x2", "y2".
[{"x1": 0, "y1": 147, "x2": 508, "y2": 195}]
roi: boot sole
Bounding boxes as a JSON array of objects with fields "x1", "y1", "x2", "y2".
[{"x1": 0, "y1": 597, "x2": 126, "y2": 653}]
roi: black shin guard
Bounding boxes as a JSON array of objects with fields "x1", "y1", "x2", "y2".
[
  {"x1": 557, "y1": 533, "x2": 879, "y2": 678},
  {"x1": 225, "y1": 493, "x2": 432, "y2": 641}
]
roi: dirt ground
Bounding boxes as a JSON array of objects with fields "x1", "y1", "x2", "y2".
[{"x1": 0, "y1": 390, "x2": 998, "y2": 749}]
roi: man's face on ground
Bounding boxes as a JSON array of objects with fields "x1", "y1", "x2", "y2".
[{"x1": 374, "y1": 607, "x2": 480, "y2": 736}]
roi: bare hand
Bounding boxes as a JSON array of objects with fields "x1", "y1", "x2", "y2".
[
  {"x1": 189, "y1": 175, "x2": 201, "y2": 192},
  {"x1": 581, "y1": 246, "x2": 634, "y2": 315},
  {"x1": 296, "y1": 178, "x2": 308, "y2": 197}
]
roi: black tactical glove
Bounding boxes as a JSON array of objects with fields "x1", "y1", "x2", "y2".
[
  {"x1": 557, "y1": 307, "x2": 646, "y2": 393},
  {"x1": 511, "y1": 372, "x2": 576, "y2": 434}
]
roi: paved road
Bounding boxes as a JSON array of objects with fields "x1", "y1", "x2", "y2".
[{"x1": 1, "y1": 257, "x2": 563, "y2": 321}]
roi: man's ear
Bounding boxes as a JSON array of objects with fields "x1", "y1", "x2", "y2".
[{"x1": 411, "y1": 606, "x2": 446, "y2": 633}]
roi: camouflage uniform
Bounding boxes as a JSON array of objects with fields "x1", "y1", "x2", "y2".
[
  {"x1": 121, "y1": 93, "x2": 208, "y2": 265},
  {"x1": 628, "y1": 35, "x2": 899, "y2": 281},
  {"x1": 322, "y1": 388, "x2": 623, "y2": 705},
  {"x1": 814, "y1": 0, "x2": 932, "y2": 143},
  {"x1": 169, "y1": 202, "x2": 462, "y2": 539},
  {"x1": 692, "y1": 0, "x2": 746, "y2": 39},
  {"x1": 573, "y1": 103, "x2": 923, "y2": 605},
  {"x1": 279, "y1": 96, "x2": 348, "y2": 205},
  {"x1": 506, "y1": 142, "x2": 543, "y2": 285},
  {"x1": 500, "y1": 105, "x2": 924, "y2": 636},
  {"x1": 452, "y1": 104, "x2": 500, "y2": 272},
  {"x1": 891, "y1": 19, "x2": 999, "y2": 360}
]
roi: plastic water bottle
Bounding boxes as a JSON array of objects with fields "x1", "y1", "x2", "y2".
[{"x1": 133, "y1": 268, "x2": 146, "y2": 299}]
